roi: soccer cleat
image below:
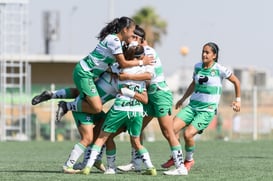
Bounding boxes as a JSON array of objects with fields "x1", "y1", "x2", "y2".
[
  {"x1": 81, "y1": 166, "x2": 91, "y2": 175},
  {"x1": 163, "y1": 166, "x2": 188, "y2": 176},
  {"x1": 117, "y1": 162, "x2": 134, "y2": 172},
  {"x1": 62, "y1": 165, "x2": 81, "y2": 174},
  {"x1": 73, "y1": 162, "x2": 85, "y2": 170},
  {"x1": 31, "y1": 90, "x2": 52, "y2": 105},
  {"x1": 142, "y1": 167, "x2": 157, "y2": 176},
  {"x1": 94, "y1": 160, "x2": 106, "y2": 172},
  {"x1": 56, "y1": 101, "x2": 68, "y2": 122},
  {"x1": 161, "y1": 156, "x2": 174, "y2": 168},
  {"x1": 184, "y1": 159, "x2": 195, "y2": 171},
  {"x1": 104, "y1": 167, "x2": 116, "y2": 174}
]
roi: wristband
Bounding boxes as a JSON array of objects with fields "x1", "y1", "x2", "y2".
[
  {"x1": 138, "y1": 60, "x2": 143, "y2": 66},
  {"x1": 235, "y1": 97, "x2": 241, "y2": 102},
  {"x1": 121, "y1": 87, "x2": 135, "y2": 98}
]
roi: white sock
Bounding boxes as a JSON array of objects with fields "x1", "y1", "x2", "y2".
[
  {"x1": 66, "y1": 96, "x2": 80, "y2": 111},
  {"x1": 131, "y1": 147, "x2": 142, "y2": 169},
  {"x1": 52, "y1": 89, "x2": 66, "y2": 99},
  {"x1": 96, "y1": 144, "x2": 105, "y2": 161},
  {"x1": 86, "y1": 146, "x2": 101, "y2": 168},
  {"x1": 82, "y1": 146, "x2": 92, "y2": 166},
  {"x1": 131, "y1": 147, "x2": 136, "y2": 163},
  {"x1": 139, "y1": 148, "x2": 154, "y2": 169},
  {"x1": 65, "y1": 143, "x2": 85, "y2": 167},
  {"x1": 66, "y1": 100, "x2": 78, "y2": 111},
  {"x1": 172, "y1": 149, "x2": 184, "y2": 168},
  {"x1": 185, "y1": 151, "x2": 194, "y2": 161},
  {"x1": 106, "y1": 154, "x2": 116, "y2": 169}
]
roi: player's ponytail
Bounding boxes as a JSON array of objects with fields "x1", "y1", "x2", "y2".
[{"x1": 97, "y1": 16, "x2": 135, "y2": 41}]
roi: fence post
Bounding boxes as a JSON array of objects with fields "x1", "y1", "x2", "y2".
[
  {"x1": 253, "y1": 86, "x2": 258, "y2": 140},
  {"x1": 50, "y1": 84, "x2": 56, "y2": 142}
]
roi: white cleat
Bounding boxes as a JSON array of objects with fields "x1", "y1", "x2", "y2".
[
  {"x1": 163, "y1": 166, "x2": 188, "y2": 176},
  {"x1": 117, "y1": 163, "x2": 134, "y2": 172},
  {"x1": 104, "y1": 167, "x2": 116, "y2": 174}
]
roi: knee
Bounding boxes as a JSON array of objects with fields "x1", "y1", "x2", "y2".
[
  {"x1": 183, "y1": 130, "x2": 194, "y2": 141},
  {"x1": 81, "y1": 136, "x2": 93, "y2": 147}
]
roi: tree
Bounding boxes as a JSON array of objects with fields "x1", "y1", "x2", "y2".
[{"x1": 132, "y1": 6, "x2": 167, "y2": 47}]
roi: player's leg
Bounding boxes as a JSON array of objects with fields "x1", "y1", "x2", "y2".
[
  {"x1": 81, "y1": 108, "x2": 122, "y2": 175},
  {"x1": 116, "y1": 115, "x2": 153, "y2": 172},
  {"x1": 182, "y1": 111, "x2": 214, "y2": 171},
  {"x1": 56, "y1": 76, "x2": 103, "y2": 122},
  {"x1": 128, "y1": 115, "x2": 156, "y2": 176},
  {"x1": 156, "y1": 115, "x2": 187, "y2": 176},
  {"x1": 81, "y1": 130, "x2": 110, "y2": 175},
  {"x1": 31, "y1": 88, "x2": 79, "y2": 105},
  {"x1": 63, "y1": 112, "x2": 94, "y2": 174},
  {"x1": 73, "y1": 112, "x2": 106, "y2": 171}
]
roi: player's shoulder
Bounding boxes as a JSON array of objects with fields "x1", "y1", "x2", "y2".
[
  {"x1": 105, "y1": 34, "x2": 120, "y2": 42},
  {"x1": 144, "y1": 45, "x2": 156, "y2": 54},
  {"x1": 194, "y1": 61, "x2": 203, "y2": 68}
]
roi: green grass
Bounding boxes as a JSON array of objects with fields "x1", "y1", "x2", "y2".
[{"x1": 0, "y1": 140, "x2": 273, "y2": 181}]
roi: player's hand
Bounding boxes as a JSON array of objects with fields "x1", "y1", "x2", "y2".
[
  {"x1": 118, "y1": 72, "x2": 130, "y2": 81},
  {"x1": 142, "y1": 56, "x2": 154, "y2": 65},
  {"x1": 231, "y1": 101, "x2": 241, "y2": 112}
]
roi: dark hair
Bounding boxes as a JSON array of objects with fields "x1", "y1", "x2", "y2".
[
  {"x1": 204, "y1": 42, "x2": 219, "y2": 62},
  {"x1": 97, "y1": 16, "x2": 135, "y2": 41},
  {"x1": 124, "y1": 45, "x2": 144, "y2": 60},
  {"x1": 134, "y1": 25, "x2": 145, "y2": 43}
]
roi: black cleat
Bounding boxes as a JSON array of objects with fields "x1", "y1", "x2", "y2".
[
  {"x1": 31, "y1": 91, "x2": 52, "y2": 105},
  {"x1": 56, "y1": 101, "x2": 68, "y2": 122}
]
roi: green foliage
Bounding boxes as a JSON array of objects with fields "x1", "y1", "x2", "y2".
[
  {"x1": 132, "y1": 6, "x2": 167, "y2": 47},
  {"x1": 0, "y1": 140, "x2": 272, "y2": 180}
]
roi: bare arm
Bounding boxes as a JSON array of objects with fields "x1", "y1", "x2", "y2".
[
  {"x1": 115, "y1": 54, "x2": 153, "y2": 68},
  {"x1": 120, "y1": 88, "x2": 148, "y2": 104},
  {"x1": 227, "y1": 73, "x2": 241, "y2": 112},
  {"x1": 119, "y1": 72, "x2": 152, "y2": 81},
  {"x1": 175, "y1": 80, "x2": 195, "y2": 109},
  {"x1": 133, "y1": 91, "x2": 148, "y2": 104}
]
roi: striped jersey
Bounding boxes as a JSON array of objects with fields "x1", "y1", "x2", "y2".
[
  {"x1": 79, "y1": 34, "x2": 123, "y2": 78},
  {"x1": 113, "y1": 65, "x2": 147, "y2": 113},
  {"x1": 189, "y1": 62, "x2": 232, "y2": 112},
  {"x1": 144, "y1": 45, "x2": 170, "y2": 93}
]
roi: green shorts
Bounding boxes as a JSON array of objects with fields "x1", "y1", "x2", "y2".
[
  {"x1": 72, "y1": 111, "x2": 106, "y2": 127},
  {"x1": 73, "y1": 63, "x2": 99, "y2": 99},
  {"x1": 144, "y1": 84, "x2": 173, "y2": 117},
  {"x1": 102, "y1": 108, "x2": 143, "y2": 137},
  {"x1": 176, "y1": 105, "x2": 215, "y2": 132}
]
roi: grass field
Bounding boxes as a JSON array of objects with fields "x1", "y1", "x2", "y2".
[{"x1": 0, "y1": 140, "x2": 273, "y2": 181}]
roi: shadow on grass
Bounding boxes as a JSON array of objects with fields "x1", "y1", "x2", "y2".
[
  {"x1": 0, "y1": 170, "x2": 62, "y2": 174},
  {"x1": 234, "y1": 156, "x2": 270, "y2": 159}
]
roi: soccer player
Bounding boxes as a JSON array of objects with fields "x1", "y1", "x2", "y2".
[
  {"x1": 117, "y1": 25, "x2": 188, "y2": 176},
  {"x1": 31, "y1": 63, "x2": 119, "y2": 173},
  {"x1": 81, "y1": 45, "x2": 157, "y2": 176},
  {"x1": 161, "y1": 42, "x2": 241, "y2": 175},
  {"x1": 55, "y1": 16, "x2": 153, "y2": 122}
]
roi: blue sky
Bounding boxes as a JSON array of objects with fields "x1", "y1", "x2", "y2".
[{"x1": 28, "y1": 0, "x2": 273, "y2": 76}]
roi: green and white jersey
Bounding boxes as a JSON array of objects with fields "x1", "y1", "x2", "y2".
[
  {"x1": 189, "y1": 62, "x2": 232, "y2": 112},
  {"x1": 144, "y1": 45, "x2": 170, "y2": 93},
  {"x1": 95, "y1": 63, "x2": 120, "y2": 104},
  {"x1": 79, "y1": 34, "x2": 123, "y2": 78},
  {"x1": 113, "y1": 65, "x2": 147, "y2": 113}
]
